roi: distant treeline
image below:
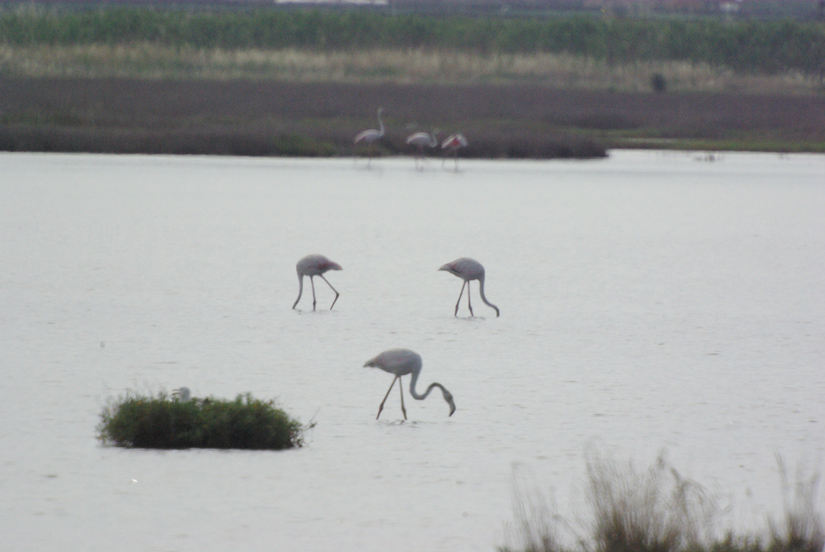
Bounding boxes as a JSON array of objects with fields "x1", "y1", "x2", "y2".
[{"x1": 2, "y1": 6, "x2": 825, "y2": 75}]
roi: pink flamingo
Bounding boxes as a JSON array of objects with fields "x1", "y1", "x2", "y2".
[
  {"x1": 292, "y1": 254, "x2": 342, "y2": 311},
  {"x1": 441, "y1": 133, "x2": 468, "y2": 170},
  {"x1": 439, "y1": 257, "x2": 500, "y2": 317},
  {"x1": 363, "y1": 348, "x2": 456, "y2": 420},
  {"x1": 405, "y1": 130, "x2": 439, "y2": 168},
  {"x1": 354, "y1": 107, "x2": 385, "y2": 167}
]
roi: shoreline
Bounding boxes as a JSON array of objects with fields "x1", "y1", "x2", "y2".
[{"x1": 2, "y1": 77, "x2": 824, "y2": 157}]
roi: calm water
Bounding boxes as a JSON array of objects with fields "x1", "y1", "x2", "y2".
[{"x1": 1, "y1": 151, "x2": 823, "y2": 552}]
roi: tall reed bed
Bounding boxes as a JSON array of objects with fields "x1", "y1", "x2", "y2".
[
  {"x1": 1, "y1": 6, "x2": 825, "y2": 78},
  {"x1": 0, "y1": 44, "x2": 818, "y2": 93},
  {"x1": 502, "y1": 453, "x2": 824, "y2": 552}
]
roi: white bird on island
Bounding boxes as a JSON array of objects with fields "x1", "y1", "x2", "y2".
[
  {"x1": 441, "y1": 132, "x2": 468, "y2": 170},
  {"x1": 363, "y1": 348, "x2": 456, "y2": 420},
  {"x1": 439, "y1": 257, "x2": 500, "y2": 317},
  {"x1": 292, "y1": 254, "x2": 343, "y2": 311},
  {"x1": 405, "y1": 130, "x2": 439, "y2": 168},
  {"x1": 354, "y1": 107, "x2": 385, "y2": 167},
  {"x1": 172, "y1": 387, "x2": 191, "y2": 401}
]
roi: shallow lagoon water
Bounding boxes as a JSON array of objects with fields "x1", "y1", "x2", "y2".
[{"x1": 1, "y1": 151, "x2": 823, "y2": 551}]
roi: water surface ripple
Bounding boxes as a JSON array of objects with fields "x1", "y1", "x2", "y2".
[{"x1": 1, "y1": 151, "x2": 823, "y2": 551}]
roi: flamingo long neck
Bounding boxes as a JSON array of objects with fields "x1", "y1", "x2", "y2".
[
  {"x1": 409, "y1": 368, "x2": 445, "y2": 401},
  {"x1": 377, "y1": 111, "x2": 385, "y2": 137},
  {"x1": 478, "y1": 275, "x2": 500, "y2": 317}
]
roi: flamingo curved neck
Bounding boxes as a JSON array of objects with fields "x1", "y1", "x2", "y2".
[
  {"x1": 478, "y1": 275, "x2": 500, "y2": 317},
  {"x1": 409, "y1": 369, "x2": 444, "y2": 400},
  {"x1": 377, "y1": 111, "x2": 385, "y2": 137}
]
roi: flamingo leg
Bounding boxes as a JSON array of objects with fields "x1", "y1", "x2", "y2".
[
  {"x1": 454, "y1": 280, "x2": 467, "y2": 317},
  {"x1": 319, "y1": 275, "x2": 340, "y2": 310},
  {"x1": 467, "y1": 281, "x2": 474, "y2": 317},
  {"x1": 399, "y1": 376, "x2": 407, "y2": 420},
  {"x1": 309, "y1": 276, "x2": 317, "y2": 311},
  {"x1": 292, "y1": 276, "x2": 304, "y2": 309},
  {"x1": 377, "y1": 376, "x2": 399, "y2": 420}
]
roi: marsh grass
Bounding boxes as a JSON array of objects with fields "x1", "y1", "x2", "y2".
[
  {"x1": 502, "y1": 453, "x2": 824, "y2": 552},
  {"x1": 98, "y1": 391, "x2": 308, "y2": 450},
  {"x1": 0, "y1": 44, "x2": 819, "y2": 94}
]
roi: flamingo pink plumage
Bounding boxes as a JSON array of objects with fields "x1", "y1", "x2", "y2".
[
  {"x1": 292, "y1": 254, "x2": 343, "y2": 311},
  {"x1": 406, "y1": 130, "x2": 439, "y2": 168},
  {"x1": 439, "y1": 257, "x2": 500, "y2": 317},
  {"x1": 363, "y1": 348, "x2": 456, "y2": 420},
  {"x1": 441, "y1": 132, "x2": 468, "y2": 170},
  {"x1": 354, "y1": 108, "x2": 385, "y2": 167}
]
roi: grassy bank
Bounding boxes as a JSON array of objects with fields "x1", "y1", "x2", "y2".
[
  {"x1": 2, "y1": 76, "x2": 825, "y2": 157},
  {"x1": 2, "y1": 7, "x2": 825, "y2": 156}
]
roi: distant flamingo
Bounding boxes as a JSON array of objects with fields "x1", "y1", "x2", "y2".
[
  {"x1": 439, "y1": 257, "x2": 500, "y2": 317},
  {"x1": 441, "y1": 133, "x2": 468, "y2": 170},
  {"x1": 363, "y1": 348, "x2": 456, "y2": 420},
  {"x1": 354, "y1": 107, "x2": 385, "y2": 167},
  {"x1": 292, "y1": 254, "x2": 343, "y2": 311},
  {"x1": 405, "y1": 130, "x2": 439, "y2": 168},
  {"x1": 171, "y1": 387, "x2": 191, "y2": 401}
]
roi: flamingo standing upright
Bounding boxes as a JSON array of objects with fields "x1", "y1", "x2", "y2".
[
  {"x1": 354, "y1": 107, "x2": 385, "y2": 167},
  {"x1": 363, "y1": 348, "x2": 456, "y2": 420},
  {"x1": 405, "y1": 130, "x2": 439, "y2": 169},
  {"x1": 441, "y1": 133, "x2": 468, "y2": 170},
  {"x1": 439, "y1": 257, "x2": 500, "y2": 317},
  {"x1": 292, "y1": 254, "x2": 343, "y2": 311}
]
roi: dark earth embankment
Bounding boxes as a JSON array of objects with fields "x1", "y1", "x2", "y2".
[{"x1": 2, "y1": 77, "x2": 825, "y2": 158}]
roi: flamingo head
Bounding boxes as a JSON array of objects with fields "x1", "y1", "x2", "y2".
[{"x1": 442, "y1": 389, "x2": 456, "y2": 416}]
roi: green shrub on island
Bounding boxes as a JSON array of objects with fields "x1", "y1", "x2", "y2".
[{"x1": 98, "y1": 391, "x2": 307, "y2": 450}]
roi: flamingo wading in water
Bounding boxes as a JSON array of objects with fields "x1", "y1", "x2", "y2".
[
  {"x1": 292, "y1": 254, "x2": 343, "y2": 311},
  {"x1": 405, "y1": 130, "x2": 439, "y2": 168},
  {"x1": 442, "y1": 133, "x2": 468, "y2": 170},
  {"x1": 354, "y1": 107, "x2": 385, "y2": 167},
  {"x1": 439, "y1": 257, "x2": 500, "y2": 317},
  {"x1": 363, "y1": 348, "x2": 456, "y2": 420}
]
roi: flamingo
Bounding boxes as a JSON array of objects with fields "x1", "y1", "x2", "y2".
[
  {"x1": 354, "y1": 107, "x2": 385, "y2": 167},
  {"x1": 363, "y1": 348, "x2": 456, "y2": 420},
  {"x1": 439, "y1": 257, "x2": 500, "y2": 317},
  {"x1": 171, "y1": 387, "x2": 191, "y2": 401},
  {"x1": 292, "y1": 254, "x2": 343, "y2": 311},
  {"x1": 405, "y1": 130, "x2": 439, "y2": 168},
  {"x1": 442, "y1": 133, "x2": 468, "y2": 170}
]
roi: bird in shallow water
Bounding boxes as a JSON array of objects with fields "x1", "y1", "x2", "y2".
[
  {"x1": 292, "y1": 254, "x2": 343, "y2": 311},
  {"x1": 439, "y1": 257, "x2": 500, "y2": 317},
  {"x1": 363, "y1": 348, "x2": 456, "y2": 420}
]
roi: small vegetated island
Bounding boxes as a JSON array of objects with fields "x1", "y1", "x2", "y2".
[
  {"x1": 98, "y1": 390, "x2": 307, "y2": 450},
  {"x1": 1, "y1": 1, "x2": 825, "y2": 156}
]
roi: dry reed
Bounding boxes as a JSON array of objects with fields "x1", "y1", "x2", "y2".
[{"x1": 0, "y1": 44, "x2": 819, "y2": 94}]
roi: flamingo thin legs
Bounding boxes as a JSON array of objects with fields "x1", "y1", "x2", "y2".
[
  {"x1": 454, "y1": 281, "x2": 473, "y2": 317},
  {"x1": 376, "y1": 375, "x2": 407, "y2": 420},
  {"x1": 295, "y1": 275, "x2": 340, "y2": 311},
  {"x1": 320, "y1": 275, "x2": 340, "y2": 310}
]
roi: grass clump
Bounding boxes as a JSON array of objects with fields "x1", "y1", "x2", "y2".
[
  {"x1": 98, "y1": 391, "x2": 308, "y2": 450},
  {"x1": 502, "y1": 452, "x2": 824, "y2": 552}
]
